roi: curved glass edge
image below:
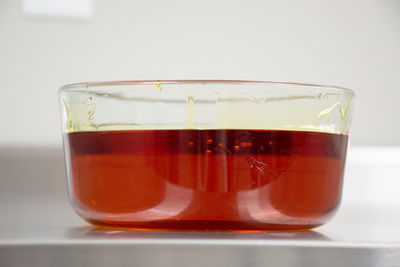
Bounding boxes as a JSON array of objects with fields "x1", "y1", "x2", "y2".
[{"x1": 58, "y1": 80, "x2": 355, "y2": 97}]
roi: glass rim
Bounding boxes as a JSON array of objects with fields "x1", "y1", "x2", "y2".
[{"x1": 59, "y1": 79, "x2": 355, "y2": 96}]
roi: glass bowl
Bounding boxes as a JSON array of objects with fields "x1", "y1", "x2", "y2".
[{"x1": 58, "y1": 80, "x2": 354, "y2": 231}]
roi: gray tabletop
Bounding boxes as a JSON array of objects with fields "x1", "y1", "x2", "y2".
[{"x1": 0, "y1": 147, "x2": 399, "y2": 267}]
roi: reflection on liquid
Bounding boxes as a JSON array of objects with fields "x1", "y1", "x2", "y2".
[
  {"x1": 237, "y1": 185, "x2": 279, "y2": 222},
  {"x1": 106, "y1": 182, "x2": 193, "y2": 220}
]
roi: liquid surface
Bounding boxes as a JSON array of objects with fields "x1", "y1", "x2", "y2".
[{"x1": 64, "y1": 129, "x2": 348, "y2": 230}]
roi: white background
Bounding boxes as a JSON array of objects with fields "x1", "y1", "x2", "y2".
[{"x1": 0, "y1": 0, "x2": 399, "y2": 147}]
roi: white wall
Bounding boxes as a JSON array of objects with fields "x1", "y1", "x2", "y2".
[{"x1": 0, "y1": 0, "x2": 399, "y2": 147}]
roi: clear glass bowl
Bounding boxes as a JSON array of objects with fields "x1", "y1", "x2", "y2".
[{"x1": 58, "y1": 80, "x2": 354, "y2": 231}]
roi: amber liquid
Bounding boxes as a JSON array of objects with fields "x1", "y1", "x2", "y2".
[{"x1": 64, "y1": 129, "x2": 348, "y2": 231}]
